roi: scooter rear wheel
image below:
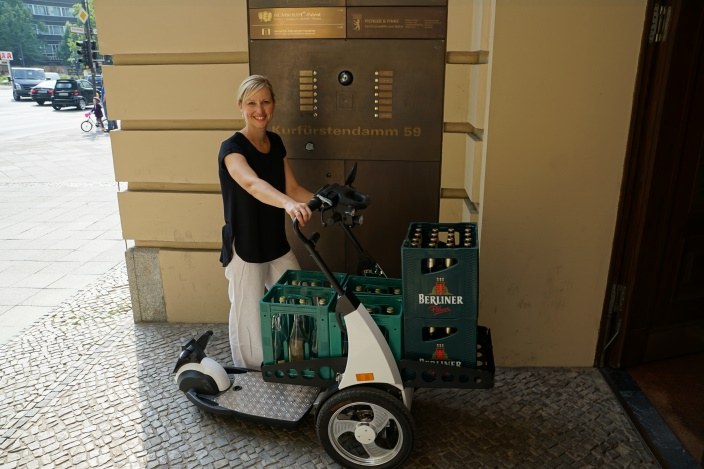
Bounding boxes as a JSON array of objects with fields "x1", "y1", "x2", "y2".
[{"x1": 316, "y1": 387, "x2": 414, "y2": 469}]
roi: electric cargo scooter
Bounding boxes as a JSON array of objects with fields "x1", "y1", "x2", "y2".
[{"x1": 173, "y1": 165, "x2": 495, "y2": 468}]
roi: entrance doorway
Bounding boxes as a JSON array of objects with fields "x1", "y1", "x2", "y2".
[{"x1": 598, "y1": 0, "x2": 704, "y2": 464}]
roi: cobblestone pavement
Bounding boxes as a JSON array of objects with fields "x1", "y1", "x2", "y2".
[{"x1": 0, "y1": 264, "x2": 659, "y2": 468}]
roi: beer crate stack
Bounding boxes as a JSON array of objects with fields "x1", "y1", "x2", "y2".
[
  {"x1": 329, "y1": 276, "x2": 404, "y2": 361},
  {"x1": 260, "y1": 270, "x2": 405, "y2": 367},
  {"x1": 260, "y1": 283, "x2": 338, "y2": 366},
  {"x1": 401, "y1": 222, "x2": 479, "y2": 367},
  {"x1": 274, "y1": 269, "x2": 348, "y2": 289}
]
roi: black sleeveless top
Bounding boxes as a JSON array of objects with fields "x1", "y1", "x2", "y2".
[{"x1": 218, "y1": 131, "x2": 289, "y2": 266}]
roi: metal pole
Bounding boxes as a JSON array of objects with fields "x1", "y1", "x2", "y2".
[{"x1": 82, "y1": 0, "x2": 96, "y2": 94}]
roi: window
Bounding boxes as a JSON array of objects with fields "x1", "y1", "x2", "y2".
[
  {"x1": 37, "y1": 24, "x2": 65, "y2": 36},
  {"x1": 30, "y1": 4, "x2": 47, "y2": 16},
  {"x1": 27, "y1": 4, "x2": 73, "y2": 18},
  {"x1": 44, "y1": 43, "x2": 60, "y2": 59},
  {"x1": 12, "y1": 69, "x2": 45, "y2": 79}
]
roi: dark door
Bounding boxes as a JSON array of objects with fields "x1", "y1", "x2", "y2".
[{"x1": 599, "y1": 0, "x2": 704, "y2": 367}]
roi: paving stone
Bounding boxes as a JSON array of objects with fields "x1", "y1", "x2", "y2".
[{"x1": 0, "y1": 264, "x2": 660, "y2": 468}]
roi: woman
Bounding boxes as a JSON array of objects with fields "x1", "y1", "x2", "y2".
[{"x1": 218, "y1": 75, "x2": 313, "y2": 369}]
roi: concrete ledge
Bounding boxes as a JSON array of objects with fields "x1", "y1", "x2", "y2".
[{"x1": 125, "y1": 247, "x2": 166, "y2": 322}]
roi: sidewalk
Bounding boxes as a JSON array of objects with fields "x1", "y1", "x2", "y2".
[{"x1": 0, "y1": 87, "x2": 125, "y2": 344}]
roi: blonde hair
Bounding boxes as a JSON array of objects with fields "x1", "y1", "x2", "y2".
[{"x1": 237, "y1": 75, "x2": 275, "y2": 106}]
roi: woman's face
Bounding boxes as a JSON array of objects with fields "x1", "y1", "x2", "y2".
[{"x1": 240, "y1": 87, "x2": 274, "y2": 130}]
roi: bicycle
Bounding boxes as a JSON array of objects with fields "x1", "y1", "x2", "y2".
[{"x1": 81, "y1": 112, "x2": 107, "y2": 132}]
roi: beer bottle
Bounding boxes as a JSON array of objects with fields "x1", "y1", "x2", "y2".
[
  {"x1": 444, "y1": 232, "x2": 456, "y2": 268},
  {"x1": 425, "y1": 241, "x2": 437, "y2": 273},
  {"x1": 272, "y1": 314, "x2": 284, "y2": 363},
  {"x1": 288, "y1": 315, "x2": 306, "y2": 362},
  {"x1": 447, "y1": 227, "x2": 456, "y2": 247},
  {"x1": 412, "y1": 227, "x2": 423, "y2": 246},
  {"x1": 463, "y1": 227, "x2": 473, "y2": 247},
  {"x1": 310, "y1": 318, "x2": 318, "y2": 358}
]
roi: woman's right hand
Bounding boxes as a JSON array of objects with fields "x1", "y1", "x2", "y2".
[{"x1": 285, "y1": 201, "x2": 312, "y2": 226}]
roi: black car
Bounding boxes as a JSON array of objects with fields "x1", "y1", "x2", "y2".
[
  {"x1": 30, "y1": 80, "x2": 57, "y2": 105},
  {"x1": 52, "y1": 79, "x2": 96, "y2": 110}
]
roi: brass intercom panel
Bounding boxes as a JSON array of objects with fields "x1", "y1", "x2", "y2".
[{"x1": 248, "y1": 1, "x2": 448, "y2": 276}]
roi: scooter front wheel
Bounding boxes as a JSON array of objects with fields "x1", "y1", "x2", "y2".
[{"x1": 316, "y1": 387, "x2": 415, "y2": 469}]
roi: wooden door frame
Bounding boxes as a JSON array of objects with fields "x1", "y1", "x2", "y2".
[{"x1": 597, "y1": 0, "x2": 704, "y2": 368}]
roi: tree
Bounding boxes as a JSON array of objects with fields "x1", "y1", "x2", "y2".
[
  {"x1": 0, "y1": 0, "x2": 46, "y2": 66},
  {"x1": 60, "y1": 1, "x2": 99, "y2": 70},
  {"x1": 56, "y1": 22, "x2": 74, "y2": 64}
]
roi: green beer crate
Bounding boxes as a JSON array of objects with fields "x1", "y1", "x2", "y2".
[
  {"x1": 328, "y1": 294, "x2": 403, "y2": 361},
  {"x1": 403, "y1": 317, "x2": 477, "y2": 367},
  {"x1": 260, "y1": 285, "x2": 336, "y2": 366},
  {"x1": 275, "y1": 269, "x2": 347, "y2": 289},
  {"x1": 344, "y1": 275, "x2": 403, "y2": 296},
  {"x1": 401, "y1": 222, "x2": 478, "y2": 321}
]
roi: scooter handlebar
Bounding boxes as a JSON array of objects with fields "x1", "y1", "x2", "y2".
[{"x1": 307, "y1": 195, "x2": 323, "y2": 211}]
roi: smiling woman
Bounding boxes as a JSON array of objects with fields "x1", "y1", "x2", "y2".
[{"x1": 217, "y1": 75, "x2": 315, "y2": 370}]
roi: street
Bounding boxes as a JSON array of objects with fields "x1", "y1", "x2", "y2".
[
  {"x1": 0, "y1": 86, "x2": 126, "y2": 344},
  {"x1": 1, "y1": 87, "x2": 97, "y2": 140}
]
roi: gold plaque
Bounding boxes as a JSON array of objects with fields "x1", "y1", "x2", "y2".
[
  {"x1": 250, "y1": 8, "x2": 346, "y2": 40},
  {"x1": 348, "y1": 7, "x2": 446, "y2": 39}
]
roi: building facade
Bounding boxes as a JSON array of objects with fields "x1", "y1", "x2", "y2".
[
  {"x1": 21, "y1": 0, "x2": 80, "y2": 66},
  {"x1": 94, "y1": 0, "x2": 650, "y2": 368}
]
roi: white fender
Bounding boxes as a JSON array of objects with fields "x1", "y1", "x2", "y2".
[
  {"x1": 338, "y1": 304, "x2": 411, "y2": 408},
  {"x1": 175, "y1": 357, "x2": 230, "y2": 392}
]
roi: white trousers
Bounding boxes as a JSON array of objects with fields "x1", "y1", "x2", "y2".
[{"x1": 225, "y1": 248, "x2": 300, "y2": 369}]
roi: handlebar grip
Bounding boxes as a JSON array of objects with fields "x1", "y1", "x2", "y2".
[{"x1": 308, "y1": 196, "x2": 323, "y2": 211}]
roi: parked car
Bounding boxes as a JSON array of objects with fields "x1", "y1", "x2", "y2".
[
  {"x1": 10, "y1": 67, "x2": 46, "y2": 101},
  {"x1": 51, "y1": 79, "x2": 96, "y2": 110},
  {"x1": 30, "y1": 79, "x2": 58, "y2": 105},
  {"x1": 87, "y1": 74, "x2": 103, "y2": 88}
]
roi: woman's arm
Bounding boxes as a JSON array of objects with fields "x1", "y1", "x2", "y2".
[
  {"x1": 224, "y1": 152, "x2": 312, "y2": 225},
  {"x1": 283, "y1": 158, "x2": 314, "y2": 203}
]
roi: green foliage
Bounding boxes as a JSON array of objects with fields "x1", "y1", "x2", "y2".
[
  {"x1": 0, "y1": 0, "x2": 46, "y2": 65},
  {"x1": 62, "y1": 0, "x2": 98, "y2": 67}
]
